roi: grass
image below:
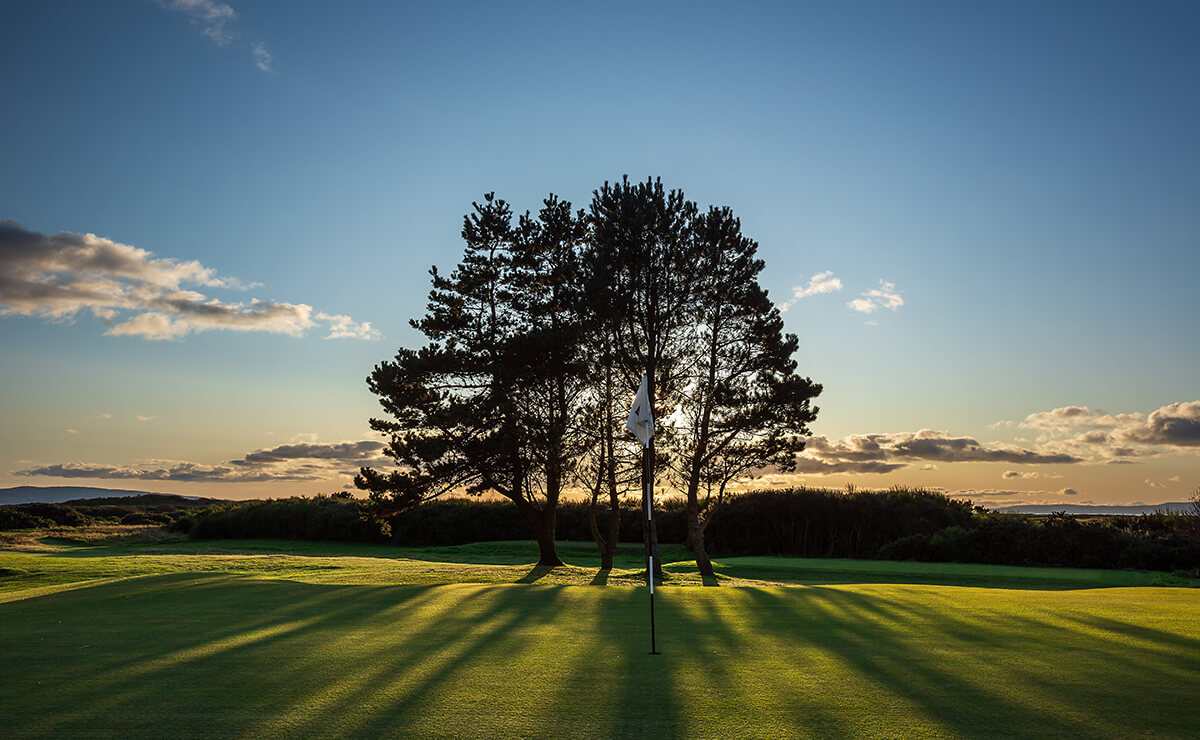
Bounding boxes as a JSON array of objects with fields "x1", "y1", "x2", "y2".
[{"x1": 2, "y1": 528, "x2": 1199, "y2": 737}]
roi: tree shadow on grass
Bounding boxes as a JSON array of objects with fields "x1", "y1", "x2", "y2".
[
  {"x1": 6, "y1": 571, "x2": 1198, "y2": 737},
  {"x1": 0, "y1": 573, "x2": 435, "y2": 735},
  {"x1": 545, "y1": 587, "x2": 684, "y2": 738},
  {"x1": 0, "y1": 572, "x2": 589, "y2": 738},
  {"x1": 733, "y1": 586, "x2": 1200, "y2": 738},
  {"x1": 517, "y1": 565, "x2": 555, "y2": 583}
]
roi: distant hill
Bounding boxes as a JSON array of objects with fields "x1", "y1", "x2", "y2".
[
  {"x1": 0, "y1": 485, "x2": 207, "y2": 506},
  {"x1": 991, "y1": 502, "x2": 1191, "y2": 516}
]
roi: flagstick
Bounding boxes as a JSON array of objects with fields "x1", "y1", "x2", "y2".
[
  {"x1": 625, "y1": 373, "x2": 660, "y2": 656},
  {"x1": 647, "y1": 437, "x2": 660, "y2": 655}
]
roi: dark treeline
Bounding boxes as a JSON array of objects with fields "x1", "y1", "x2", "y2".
[
  {"x1": 880, "y1": 511, "x2": 1200, "y2": 572},
  {"x1": 0, "y1": 494, "x2": 220, "y2": 530},
  {"x1": 181, "y1": 493, "x2": 384, "y2": 542},
  {"x1": 6, "y1": 488, "x2": 1197, "y2": 574},
  {"x1": 169, "y1": 487, "x2": 1200, "y2": 574}
]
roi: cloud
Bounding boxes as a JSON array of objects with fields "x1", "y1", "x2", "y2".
[
  {"x1": 316, "y1": 312, "x2": 381, "y2": 341},
  {"x1": 1145, "y1": 479, "x2": 1166, "y2": 489},
  {"x1": 160, "y1": 0, "x2": 274, "y2": 71},
  {"x1": 1019, "y1": 401, "x2": 1200, "y2": 461},
  {"x1": 16, "y1": 440, "x2": 390, "y2": 484},
  {"x1": 65, "y1": 429, "x2": 79, "y2": 435},
  {"x1": 135, "y1": 415, "x2": 157, "y2": 422},
  {"x1": 794, "y1": 429, "x2": 1081, "y2": 475},
  {"x1": 791, "y1": 458, "x2": 908, "y2": 475},
  {"x1": 951, "y1": 489, "x2": 1036, "y2": 498},
  {"x1": 251, "y1": 42, "x2": 273, "y2": 72},
  {"x1": 162, "y1": 0, "x2": 237, "y2": 45},
  {"x1": 847, "y1": 280, "x2": 903, "y2": 314},
  {"x1": 106, "y1": 302, "x2": 318, "y2": 340},
  {"x1": 16, "y1": 461, "x2": 308, "y2": 483},
  {"x1": 777, "y1": 271, "x2": 842, "y2": 312},
  {"x1": 0, "y1": 221, "x2": 377, "y2": 341},
  {"x1": 948, "y1": 488, "x2": 1082, "y2": 505},
  {"x1": 1115, "y1": 401, "x2": 1200, "y2": 448},
  {"x1": 230, "y1": 440, "x2": 386, "y2": 466},
  {"x1": 1020, "y1": 406, "x2": 1145, "y2": 431},
  {"x1": 1001, "y1": 471, "x2": 1063, "y2": 480}
]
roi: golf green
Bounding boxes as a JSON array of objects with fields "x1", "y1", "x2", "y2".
[{"x1": 1, "y1": 538, "x2": 1198, "y2": 738}]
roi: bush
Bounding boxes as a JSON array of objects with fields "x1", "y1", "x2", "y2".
[
  {"x1": 703, "y1": 486, "x2": 972, "y2": 558},
  {"x1": 190, "y1": 495, "x2": 387, "y2": 542},
  {"x1": 0, "y1": 503, "x2": 90, "y2": 529},
  {"x1": 877, "y1": 513, "x2": 1200, "y2": 571}
]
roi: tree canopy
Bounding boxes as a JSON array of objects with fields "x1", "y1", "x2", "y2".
[{"x1": 358, "y1": 178, "x2": 822, "y2": 573}]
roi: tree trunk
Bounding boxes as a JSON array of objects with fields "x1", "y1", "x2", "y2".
[
  {"x1": 534, "y1": 506, "x2": 563, "y2": 567},
  {"x1": 588, "y1": 487, "x2": 612, "y2": 569},
  {"x1": 516, "y1": 498, "x2": 563, "y2": 567},
  {"x1": 686, "y1": 495, "x2": 715, "y2": 577},
  {"x1": 605, "y1": 485, "x2": 619, "y2": 570}
]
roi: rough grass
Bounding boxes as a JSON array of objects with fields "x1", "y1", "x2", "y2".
[{"x1": 2, "y1": 530, "x2": 1199, "y2": 738}]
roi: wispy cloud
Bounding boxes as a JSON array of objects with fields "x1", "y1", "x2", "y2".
[
  {"x1": 794, "y1": 429, "x2": 1080, "y2": 475},
  {"x1": 162, "y1": 0, "x2": 237, "y2": 45},
  {"x1": 251, "y1": 42, "x2": 273, "y2": 72},
  {"x1": 847, "y1": 280, "x2": 903, "y2": 314},
  {"x1": 1020, "y1": 406, "x2": 1146, "y2": 431},
  {"x1": 777, "y1": 271, "x2": 842, "y2": 313},
  {"x1": 0, "y1": 221, "x2": 378, "y2": 341},
  {"x1": 160, "y1": 0, "x2": 274, "y2": 71},
  {"x1": 940, "y1": 487, "x2": 1085, "y2": 509},
  {"x1": 16, "y1": 440, "x2": 389, "y2": 484},
  {"x1": 1001, "y1": 470, "x2": 1062, "y2": 480},
  {"x1": 135, "y1": 415, "x2": 157, "y2": 422}
]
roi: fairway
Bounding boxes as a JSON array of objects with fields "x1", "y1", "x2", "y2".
[{"x1": 2, "y1": 536, "x2": 1199, "y2": 738}]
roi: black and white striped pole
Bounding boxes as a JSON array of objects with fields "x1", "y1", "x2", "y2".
[
  {"x1": 626, "y1": 373, "x2": 660, "y2": 656},
  {"x1": 646, "y1": 437, "x2": 659, "y2": 656}
]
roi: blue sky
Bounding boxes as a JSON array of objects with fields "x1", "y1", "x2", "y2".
[{"x1": 2, "y1": 0, "x2": 1197, "y2": 504}]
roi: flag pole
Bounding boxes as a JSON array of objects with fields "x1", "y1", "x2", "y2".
[
  {"x1": 646, "y1": 435, "x2": 659, "y2": 655},
  {"x1": 625, "y1": 372, "x2": 660, "y2": 655}
]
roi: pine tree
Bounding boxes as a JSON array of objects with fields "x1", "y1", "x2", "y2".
[{"x1": 672, "y1": 206, "x2": 822, "y2": 576}]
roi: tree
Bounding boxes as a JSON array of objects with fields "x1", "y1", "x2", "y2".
[
  {"x1": 361, "y1": 178, "x2": 822, "y2": 576},
  {"x1": 586, "y1": 176, "x2": 702, "y2": 577},
  {"x1": 671, "y1": 206, "x2": 822, "y2": 576},
  {"x1": 1188, "y1": 487, "x2": 1200, "y2": 539},
  {"x1": 573, "y1": 328, "x2": 640, "y2": 569},
  {"x1": 356, "y1": 193, "x2": 590, "y2": 566}
]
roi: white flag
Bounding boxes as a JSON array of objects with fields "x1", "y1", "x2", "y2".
[{"x1": 625, "y1": 374, "x2": 654, "y2": 447}]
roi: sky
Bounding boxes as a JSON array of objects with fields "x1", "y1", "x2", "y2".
[{"x1": 1, "y1": 0, "x2": 1197, "y2": 507}]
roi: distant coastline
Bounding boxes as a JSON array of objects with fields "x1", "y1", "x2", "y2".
[
  {"x1": 989, "y1": 502, "x2": 1190, "y2": 516},
  {"x1": 0, "y1": 485, "x2": 190, "y2": 505}
]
